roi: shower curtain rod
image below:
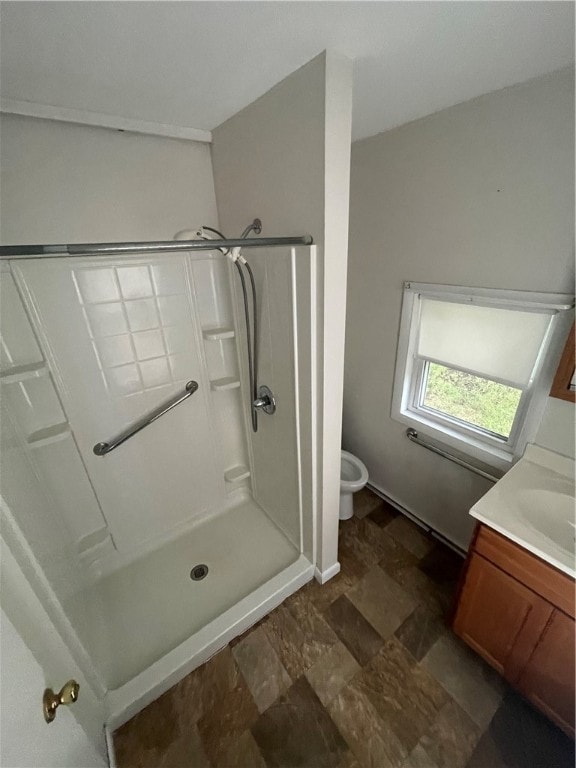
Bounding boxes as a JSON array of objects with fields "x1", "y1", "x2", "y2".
[{"x1": 0, "y1": 235, "x2": 313, "y2": 259}]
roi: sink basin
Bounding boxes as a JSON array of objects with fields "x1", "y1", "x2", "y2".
[
  {"x1": 516, "y1": 490, "x2": 575, "y2": 555},
  {"x1": 470, "y1": 445, "x2": 576, "y2": 577}
]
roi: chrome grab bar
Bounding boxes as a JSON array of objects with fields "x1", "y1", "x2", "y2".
[
  {"x1": 93, "y1": 380, "x2": 199, "y2": 456},
  {"x1": 406, "y1": 428, "x2": 499, "y2": 483}
]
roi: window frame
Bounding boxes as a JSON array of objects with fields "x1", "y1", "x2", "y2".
[{"x1": 392, "y1": 282, "x2": 574, "y2": 471}]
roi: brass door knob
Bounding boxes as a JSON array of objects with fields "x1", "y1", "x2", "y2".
[{"x1": 43, "y1": 680, "x2": 79, "y2": 723}]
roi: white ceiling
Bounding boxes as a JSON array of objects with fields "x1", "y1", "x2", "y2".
[{"x1": 0, "y1": 1, "x2": 573, "y2": 141}]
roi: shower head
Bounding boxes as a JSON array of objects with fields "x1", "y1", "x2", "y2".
[
  {"x1": 174, "y1": 219, "x2": 261, "y2": 243},
  {"x1": 173, "y1": 226, "x2": 229, "y2": 255},
  {"x1": 172, "y1": 219, "x2": 261, "y2": 263},
  {"x1": 199, "y1": 227, "x2": 245, "y2": 262},
  {"x1": 173, "y1": 227, "x2": 207, "y2": 241}
]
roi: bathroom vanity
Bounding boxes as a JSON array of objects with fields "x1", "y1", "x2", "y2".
[{"x1": 452, "y1": 445, "x2": 575, "y2": 738}]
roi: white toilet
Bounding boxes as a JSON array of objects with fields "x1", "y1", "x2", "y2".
[{"x1": 339, "y1": 450, "x2": 369, "y2": 520}]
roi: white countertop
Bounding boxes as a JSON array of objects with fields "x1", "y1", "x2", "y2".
[{"x1": 470, "y1": 444, "x2": 576, "y2": 578}]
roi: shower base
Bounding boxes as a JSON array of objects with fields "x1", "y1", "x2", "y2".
[{"x1": 64, "y1": 494, "x2": 313, "y2": 727}]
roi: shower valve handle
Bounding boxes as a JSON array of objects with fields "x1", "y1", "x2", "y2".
[{"x1": 253, "y1": 385, "x2": 276, "y2": 415}]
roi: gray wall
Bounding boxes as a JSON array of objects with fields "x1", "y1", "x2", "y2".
[
  {"x1": 0, "y1": 114, "x2": 218, "y2": 244},
  {"x1": 344, "y1": 68, "x2": 575, "y2": 549},
  {"x1": 212, "y1": 51, "x2": 353, "y2": 577}
]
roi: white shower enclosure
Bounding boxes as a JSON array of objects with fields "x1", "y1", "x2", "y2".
[{"x1": 0, "y1": 242, "x2": 318, "y2": 728}]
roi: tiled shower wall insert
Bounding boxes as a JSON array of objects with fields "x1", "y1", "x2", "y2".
[{"x1": 10, "y1": 252, "x2": 252, "y2": 569}]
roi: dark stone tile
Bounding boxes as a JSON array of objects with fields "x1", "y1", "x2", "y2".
[
  {"x1": 352, "y1": 487, "x2": 384, "y2": 519},
  {"x1": 403, "y1": 743, "x2": 440, "y2": 767},
  {"x1": 208, "y1": 730, "x2": 267, "y2": 768},
  {"x1": 115, "y1": 710, "x2": 210, "y2": 768},
  {"x1": 337, "y1": 543, "x2": 370, "y2": 585},
  {"x1": 418, "y1": 543, "x2": 464, "y2": 588},
  {"x1": 378, "y1": 532, "x2": 420, "y2": 581},
  {"x1": 482, "y1": 689, "x2": 575, "y2": 768},
  {"x1": 336, "y1": 751, "x2": 364, "y2": 768},
  {"x1": 394, "y1": 604, "x2": 446, "y2": 662},
  {"x1": 338, "y1": 516, "x2": 389, "y2": 567},
  {"x1": 196, "y1": 646, "x2": 245, "y2": 716},
  {"x1": 305, "y1": 641, "x2": 361, "y2": 707},
  {"x1": 347, "y1": 564, "x2": 416, "y2": 639},
  {"x1": 422, "y1": 633, "x2": 505, "y2": 729},
  {"x1": 385, "y1": 517, "x2": 434, "y2": 559},
  {"x1": 251, "y1": 676, "x2": 348, "y2": 768},
  {"x1": 229, "y1": 615, "x2": 269, "y2": 648},
  {"x1": 285, "y1": 585, "x2": 337, "y2": 638},
  {"x1": 196, "y1": 648, "x2": 260, "y2": 765},
  {"x1": 232, "y1": 625, "x2": 291, "y2": 713},
  {"x1": 368, "y1": 501, "x2": 398, "y2": 528},
  {"x1": 264, "y1": 603, "x2": 338, "y2": 680},
  {"x1": 466, "y1": 731, "x2": 508, "y2": 768},
  {"x1": 419, "y1": 699, "x2": 481, "y2": 768},
  {"x1": 297, "y1": 566, "x2": 358, "y2": 614},
  {"x1": 328, "y1": 680, "x2": 409, "y2": 768},
  {"x1": 325, "y1": 595, "x2": 384, "y2": 666},
  {"x1": 114, "y1": 661, "x2": 209, "y2": 766},
  {"x1": 114, "y1": 688, "x2": 182, "y2": 768},
  {"x1": 354, "y1": 637, "x2": 449, "y2": 754},
  {"x1": 197, "y1": 670, "x2": 259, "y2": 765},
  {"x1": 156, "y1": 729, "x2": 211, "y2": 768},
  {"x1": 389, "y1": 562, "x2": 453, "y2": 617}
]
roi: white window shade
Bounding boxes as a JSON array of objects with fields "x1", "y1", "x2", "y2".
[{"x1": 417, "y1": 297, "x2": 552, "y2": 387}]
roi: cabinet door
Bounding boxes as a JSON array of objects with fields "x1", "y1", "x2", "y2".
[
  {"x1": 453, "y1": 554, "x2": 553, "y2": 677},
  {"x1": 516, "y1": 609, "x2": 575, "y2": 738}
]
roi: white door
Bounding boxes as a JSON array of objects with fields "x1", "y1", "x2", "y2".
[
  {"x1": 14, "y1": 255, "x2": 223, "y2": 552},
  {"x1": 0, "y1": 542, "x2": 107, "y2": 768}
]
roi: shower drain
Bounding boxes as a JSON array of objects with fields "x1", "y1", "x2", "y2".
[{"x1": 190, "y1": 564, "x2": 209, "y2": 581}]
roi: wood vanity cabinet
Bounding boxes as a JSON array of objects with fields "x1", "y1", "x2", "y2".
[{"x1": 452, "y1": 524, "x2": 575, "y2": 738}]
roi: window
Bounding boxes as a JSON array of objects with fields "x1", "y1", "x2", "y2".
[
  {"x1": 392, "y1": 282, "x2": 574, "y2": 469},
  {"x1": 420, "y1": 362, "x2": 522, "y2": 439}
]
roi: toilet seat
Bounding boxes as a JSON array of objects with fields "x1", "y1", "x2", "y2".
[{"x1": 340, "y1": 450, "x2": 369, "y2": 494}]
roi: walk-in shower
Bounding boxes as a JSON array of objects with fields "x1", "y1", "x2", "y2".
[{"x1": 0, "y1": 224, "x2": 318, "y2": 725}]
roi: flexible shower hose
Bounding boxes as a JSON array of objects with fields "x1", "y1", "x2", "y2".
[
  {"x1": 201, "y1": 226, "x2": 259, "y2": 433},
  {"x1": 235, "y1": 260, "x2": 258, "y2": 432}
]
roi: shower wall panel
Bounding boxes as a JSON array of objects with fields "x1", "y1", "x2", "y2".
[
  {"x1": 13, "y1": 254, "x2": 239, "y2": 559},
  {"x1": 190, "y1": 256, "x2": 251, "y2": 495},
  {"x1": 0, "y1": 266, "x2": 106, "y2": 595},
  {"x1": 235, "y1": 247, "x2": 302, "y2": 549},
  {"x1": 0, "y1": 401, "x2": 88, "y2": 602}
]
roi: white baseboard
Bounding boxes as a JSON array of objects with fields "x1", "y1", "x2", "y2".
[
  {"x1": 366, "y1": 481, "x2": 466, "y2": 556},
  {"x1": 104, "y1": 725, "x2": 117, "y2": 768},
  {"x1": 366, "y1": 482, "x2": 429, "y2": 530},
  {"x1": 314, "y1": 562, "x2": 341, "y2": 584}
]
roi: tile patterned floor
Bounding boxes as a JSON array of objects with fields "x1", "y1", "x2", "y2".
[{"x1": 114, "y1": 488, "x2": 575, "y2": 768}]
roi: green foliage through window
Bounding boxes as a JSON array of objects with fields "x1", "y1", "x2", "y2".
[{"x1": 421, "y1": 362, "x2": 522, "y2": 438}]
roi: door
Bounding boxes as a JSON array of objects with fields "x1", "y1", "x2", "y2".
[
  {"x1": 1, "y1": 539, "x2": 107, "y2": 766},
  {"x1": 13, "y1": 256, "x2": 223, "y2": 552},
  {"x1": 516, "y1": 609, "x2": 575, "y2": 737}
]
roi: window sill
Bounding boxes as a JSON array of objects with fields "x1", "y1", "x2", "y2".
[{"x1": 394, "y1": 408, "x2": 517, "y2": 473}]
